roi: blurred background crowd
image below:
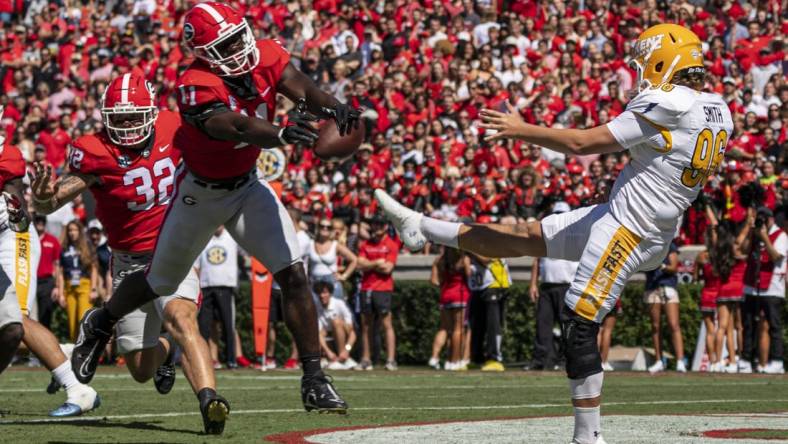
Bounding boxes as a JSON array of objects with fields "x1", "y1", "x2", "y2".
[{"x1": 4, "y1": 0, "x2": 786, "y2": 373}]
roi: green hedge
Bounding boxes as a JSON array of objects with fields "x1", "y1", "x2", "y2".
[{"x1": 48, "y1": 282, "x2": 788, "y2": 365}]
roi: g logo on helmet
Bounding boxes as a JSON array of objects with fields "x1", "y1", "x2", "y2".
[{"x1": 183, "y1": 23, "x2": 195, "y2": 42}]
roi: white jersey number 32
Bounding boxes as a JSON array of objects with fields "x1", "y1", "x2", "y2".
[{"x1": 124, "y1": 158, "x2": 176, "y2": 211}]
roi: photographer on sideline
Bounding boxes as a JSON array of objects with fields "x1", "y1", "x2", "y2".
[{"x1": 740, "y1": 207, "x2": 786, "y2": 374}]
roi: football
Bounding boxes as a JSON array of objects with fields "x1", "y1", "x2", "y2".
[{"x1": 313, "y1": 119, "x2": 365, "y2": 161}]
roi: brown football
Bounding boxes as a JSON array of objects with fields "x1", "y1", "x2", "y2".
[{"x1": 313, "y1": 119, "x2": 365, "y2": 161}]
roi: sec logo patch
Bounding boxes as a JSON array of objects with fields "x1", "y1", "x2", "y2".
[{"x1": 207, "y1": 246, "x2": 227, "y2": 265}]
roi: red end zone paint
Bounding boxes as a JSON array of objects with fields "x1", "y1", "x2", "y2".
[
  {"x1": 702, "y1": 428, "x2": 788, "y2": 440},
  {"x1": 264, "y1": 416, "x2": 553, "y2": 444}
]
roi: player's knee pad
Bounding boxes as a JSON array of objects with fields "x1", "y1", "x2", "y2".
[
  {"x1": 560, "y1": 306, "x2": 602, "y2": 380},
  {"x1": 570, "y1": 371, "x2": 603, "y2": 400}
]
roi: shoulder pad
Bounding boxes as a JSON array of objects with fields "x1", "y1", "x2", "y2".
[
  {"x1": 178, "y1": 65, "x2": 224, "y2": 88},
  {"x1": 626, "y1": 84, "x2": 697, "y2": 129}
]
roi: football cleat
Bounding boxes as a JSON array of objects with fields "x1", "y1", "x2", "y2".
[
  {"x1": 374, "y1": 189, "x2": 426, "y2": 251},
  {"x1": 71, "y1": 308, "x2": 114, "y2": 384},
  {"x1": 154, "y1": 362, "x2": 176, "y2": 395},
  {"x1": 301, "y1": 374, "x2": 348, "y2": 414},
  {"x1": 601, "y1": 361, "x2": 614, "y2": 372},
  {"x1": 200, "y1": 393, "x2": 230, "y2": 435},
  {"x1": 49, "y1": 386, "x2": 100, "y2": 417}
]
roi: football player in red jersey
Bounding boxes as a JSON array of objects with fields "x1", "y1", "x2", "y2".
[
  {"x1": 0, "y1": 119, "x2": 100, "y2": 417},
  {"x1": 31, "y1": 74, "x2": 228, "y2": 433},
  {"x1": 70, "y1": 2, "x2": 354, "y2": 414}
]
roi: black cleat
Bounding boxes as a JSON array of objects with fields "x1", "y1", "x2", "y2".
[
  {"x1": 154, "y1": 362, "x2": 176, "y2": 394},
  {"x1": 301, "y1": 374, "x2": 348, "y2": 414},
  {"x1": 71, "y1": 308, "x2": 114, "y2": 384},
  {"x1": 200, "y1": 393, "x2": 230, "y2": 435}
]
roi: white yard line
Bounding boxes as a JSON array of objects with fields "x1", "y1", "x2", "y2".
[{"x1": 1, "y1": 399, "x2": 786, "y2": 424}]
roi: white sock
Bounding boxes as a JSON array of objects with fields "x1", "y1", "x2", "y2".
[
  {"x1": 420, "y1": 217, "x2": 461, "y2": 248},
  {"x1": 52, "y1": 360, "x2": 81, "y2": 392},
  {"x1": 573, "y1": 406, "x2": 601, "y2": 444}
]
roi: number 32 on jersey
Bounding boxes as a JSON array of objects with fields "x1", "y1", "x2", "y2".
[{"x1": 681, "y1": 128, "x2": 727, "y2": 188}]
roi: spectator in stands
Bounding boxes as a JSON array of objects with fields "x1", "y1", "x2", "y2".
[
  {"x1": 712, "y1": 218, "x2": 748, "y2": 373},
  {"x1": 34, "y1": 215, "x2": 60, "y2": 330},
  {"x1": 197, "y1": 227, "x2": 250, "y2": 369},
  {"x1": 526, "y1": 202, "x2": 577, "y2": 371},
  {"x1": 315, "y1": 281, "x2": 357, "y2": 371},
  {"x1": 57, "y1": 220, "x2": 98, "y2": 342},
  {"x1": 467, "y1": 252, "x2": 511, "y2": 372},
  {"x1": 694, "y1": 210, "x2": 724, "y2": 371},
  {"x1": 741, "y1": 207, "x2": 786, "y2": 374},
  {"x1": 86, "y1": 219, "x2": 111, "y2": 301},
  {"x1": 428, "y1": 246, "x2": 472, "y2": 371},
  {"x1": 356, "y1": 215, "x2": 399, "y2": 371},
  {"x1": 308, "y1": 218, "x2": 358, "y2": 300},
  {"x1": 645, "y1": 242, "x2": 686, "y2": 373}
]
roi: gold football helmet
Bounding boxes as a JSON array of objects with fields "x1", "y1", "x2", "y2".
[{"x1": 629, "y1": 24, "x2": 704, "y2": 92}]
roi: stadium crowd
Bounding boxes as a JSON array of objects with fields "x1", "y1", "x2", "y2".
[{"x1": 2, "y1": 0, "x2": 786, "y2": 373}]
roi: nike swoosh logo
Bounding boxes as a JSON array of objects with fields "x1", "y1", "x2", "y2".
[
  {"x1": 261, "y1": 86, "x2": 271, "y2": 97},
  {"x1": 158, "y1": 144, "x2": 170, "y2": 153}
]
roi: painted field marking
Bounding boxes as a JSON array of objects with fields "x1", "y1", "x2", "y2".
[{"x1": 1, "y1": 399, "x2": 786, "y2": 424}]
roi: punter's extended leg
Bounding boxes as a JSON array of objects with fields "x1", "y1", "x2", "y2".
[{"x1": 375, "y1": 189, "x2": 546, "y2": 257}]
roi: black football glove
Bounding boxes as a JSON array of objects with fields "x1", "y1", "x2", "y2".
[
  {"x1": 280, "y1": 99, "x2": 319, "y2": 146},
  {"x1": 321, "y1": 103, "x2": 361, "y2": 137}
]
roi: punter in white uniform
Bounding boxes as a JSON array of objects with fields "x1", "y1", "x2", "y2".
[{"x1": 375, "y1": 24, "x2": 733, "y2": 444}]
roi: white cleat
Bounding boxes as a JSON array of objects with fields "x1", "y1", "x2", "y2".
[
  {"x1": 737, "y1": 360, "x2": 752, "y2": 374},
  {"x1": 601, "y1": 361, "x2": 614, "y2": 372},
  {"x1": 374, "y1": 189, "x2": 426, "y2": 251},
  {"x1": 327, "y1": 360, "x2": 346, "y2": 371},
  {"x1": 724, "y1": 362, "x2": 738, "y2": 373},
  {"x1": 676, "y1": 359, "x2": 687, "y2": 373},
  {"x1": 648, "y1": 360, "x2": 665, "y2": 374}
]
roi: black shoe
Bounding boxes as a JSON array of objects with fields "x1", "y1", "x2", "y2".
[
  {"x1": 301, "y1": 373, "x2": 348, "y2": 414},
  {"x1": 200, "y1": 393, "x2": 230, "y2": 435},
  {"x1": 154, "y1": 362, "x2": 176, "y2": 395},
  {"x1": 71, "y1": 308, "x2": 114, "y2": 384},
  {"x1": 46, "y1": 376, "x2": 61, "y2": 394}
]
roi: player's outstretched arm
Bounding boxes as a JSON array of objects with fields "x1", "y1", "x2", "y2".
[
  {"x1": 202, "y1": 110, "x2": 318, "y2": 148},
  {"x1": 277, "y1": 64, "x2": 360, "y2": 136},
  {"x1": 480, "y1": 102, "x2": 622, "y2": 156},
  {"x1": 30, "y1": 163, "x2": 96, "y2": 215}
]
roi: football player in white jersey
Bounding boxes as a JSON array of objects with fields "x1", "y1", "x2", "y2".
[{"x1": 375, "y1": 24, "x2": 733, "y2": 444}]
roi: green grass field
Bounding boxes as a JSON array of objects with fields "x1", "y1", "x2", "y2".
[{"x1": 0, "y1": 367, "x2": 786, "y2": 443}]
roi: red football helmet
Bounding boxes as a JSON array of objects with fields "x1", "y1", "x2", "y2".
[
  {"x1": 182, "y1": 2, "x2": 260, "y2": 77},
  {"x1": 101, "y1": 73, "x2": 158, "y2": 147}
]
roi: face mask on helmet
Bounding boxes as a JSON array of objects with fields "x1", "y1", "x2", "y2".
[
  {"x1": 194, "y1": 20, "x2": 260, "y2": 77},
  {"x1": 101, "y1": 106, "x2": 158, "y2": 147}
]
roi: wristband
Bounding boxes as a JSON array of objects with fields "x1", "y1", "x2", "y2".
[{"x1": 277, "y1": 127, "x2": 288, "y2": 146}]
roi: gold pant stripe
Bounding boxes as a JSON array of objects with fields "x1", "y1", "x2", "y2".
[
  {"x1": 575, "y1": 226, "x2": 641, "y2": 320},
  {"x1": 14, "y1": 231, "x2": 31, "y2": 315}
]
